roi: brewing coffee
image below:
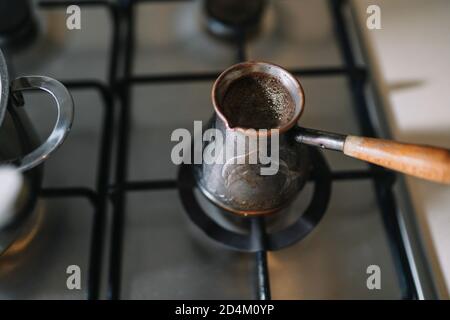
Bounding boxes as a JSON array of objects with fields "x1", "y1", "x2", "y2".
[{"x1": 222, "y1": 72, "x2": 295, "y2": 129}]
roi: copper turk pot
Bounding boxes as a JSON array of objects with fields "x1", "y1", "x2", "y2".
[{"x1": 195, "y1": 61, "x2": 450, "y2": 216}]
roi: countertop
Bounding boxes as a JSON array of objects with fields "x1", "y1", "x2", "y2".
[{"x1": 351, "y1": 0, "x2": 450, "y2": 298}]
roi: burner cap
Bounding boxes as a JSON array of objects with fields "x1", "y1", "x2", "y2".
[
  {"x1": 204, "y1": 0, "x2": 267, "y2": 39},
  {"x1": 0, "y1": 0, "x2": 38, "y2": 51},
  {"x1": 178, "y1": 148, "x2": 332, "y2": 252}
]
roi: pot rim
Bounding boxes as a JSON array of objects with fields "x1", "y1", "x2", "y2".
[
  {"x1": 211, "y1": 61, "x2": 305, "y2": 137},
  {"x1": 0, "y1": 48, "x2": 8, "y2": 128}
]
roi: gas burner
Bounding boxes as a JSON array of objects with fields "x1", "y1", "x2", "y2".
[
  {"x1": 0, "y1": 0, "x2": 38, "y2": 51},
  {"x1": 204, "y1": 0, "x2": 267, "y2": 40},
  {"x1": 178, "y1": 148, "x2": 332, "y2": 252}
]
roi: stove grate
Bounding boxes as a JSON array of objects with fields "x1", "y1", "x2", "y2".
[{"x1": 35, "y1": 0, "x2": 418, "y2": 300}]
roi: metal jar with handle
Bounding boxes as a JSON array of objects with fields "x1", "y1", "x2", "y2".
[
  {"x1": 0, "y1": 48, "x2": 74, "y2": 253},
  {"x1": 196, "y1": 61, "x2": 450, "y2": 216}
]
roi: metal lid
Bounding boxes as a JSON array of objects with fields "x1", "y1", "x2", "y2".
[{"x1": 0, "y1": 48, "x2": 8, "y2": 127}]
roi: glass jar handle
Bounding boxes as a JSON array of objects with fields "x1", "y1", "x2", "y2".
[{"x1": 7, "y1": 76, "x2": 74, "y2": 171}]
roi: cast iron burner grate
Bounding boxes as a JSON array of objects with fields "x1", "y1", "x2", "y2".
[
  {"x1": 178, "y1": 148, "x2": 331, "y2": 252},
  {"x1": 28, "y1": 0, "x2": 419, "y2": 301}
]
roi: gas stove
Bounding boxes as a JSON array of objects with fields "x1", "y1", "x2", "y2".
[{"x1": 0, "y1": 0, "x2": 437, "y2": 300}]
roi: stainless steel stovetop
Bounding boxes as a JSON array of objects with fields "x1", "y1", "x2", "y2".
[{"x1": 0, "y1": 0, "x2": 436, "y2": 299}]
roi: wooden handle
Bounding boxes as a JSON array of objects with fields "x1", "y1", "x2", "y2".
[{"x1": 343, "y1": 136, "x2": 450, "y2": 184}]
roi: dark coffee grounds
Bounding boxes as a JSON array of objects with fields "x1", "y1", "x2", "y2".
[{"x1": 221, "y1": 72, "x2": 295, "y2": 129}]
